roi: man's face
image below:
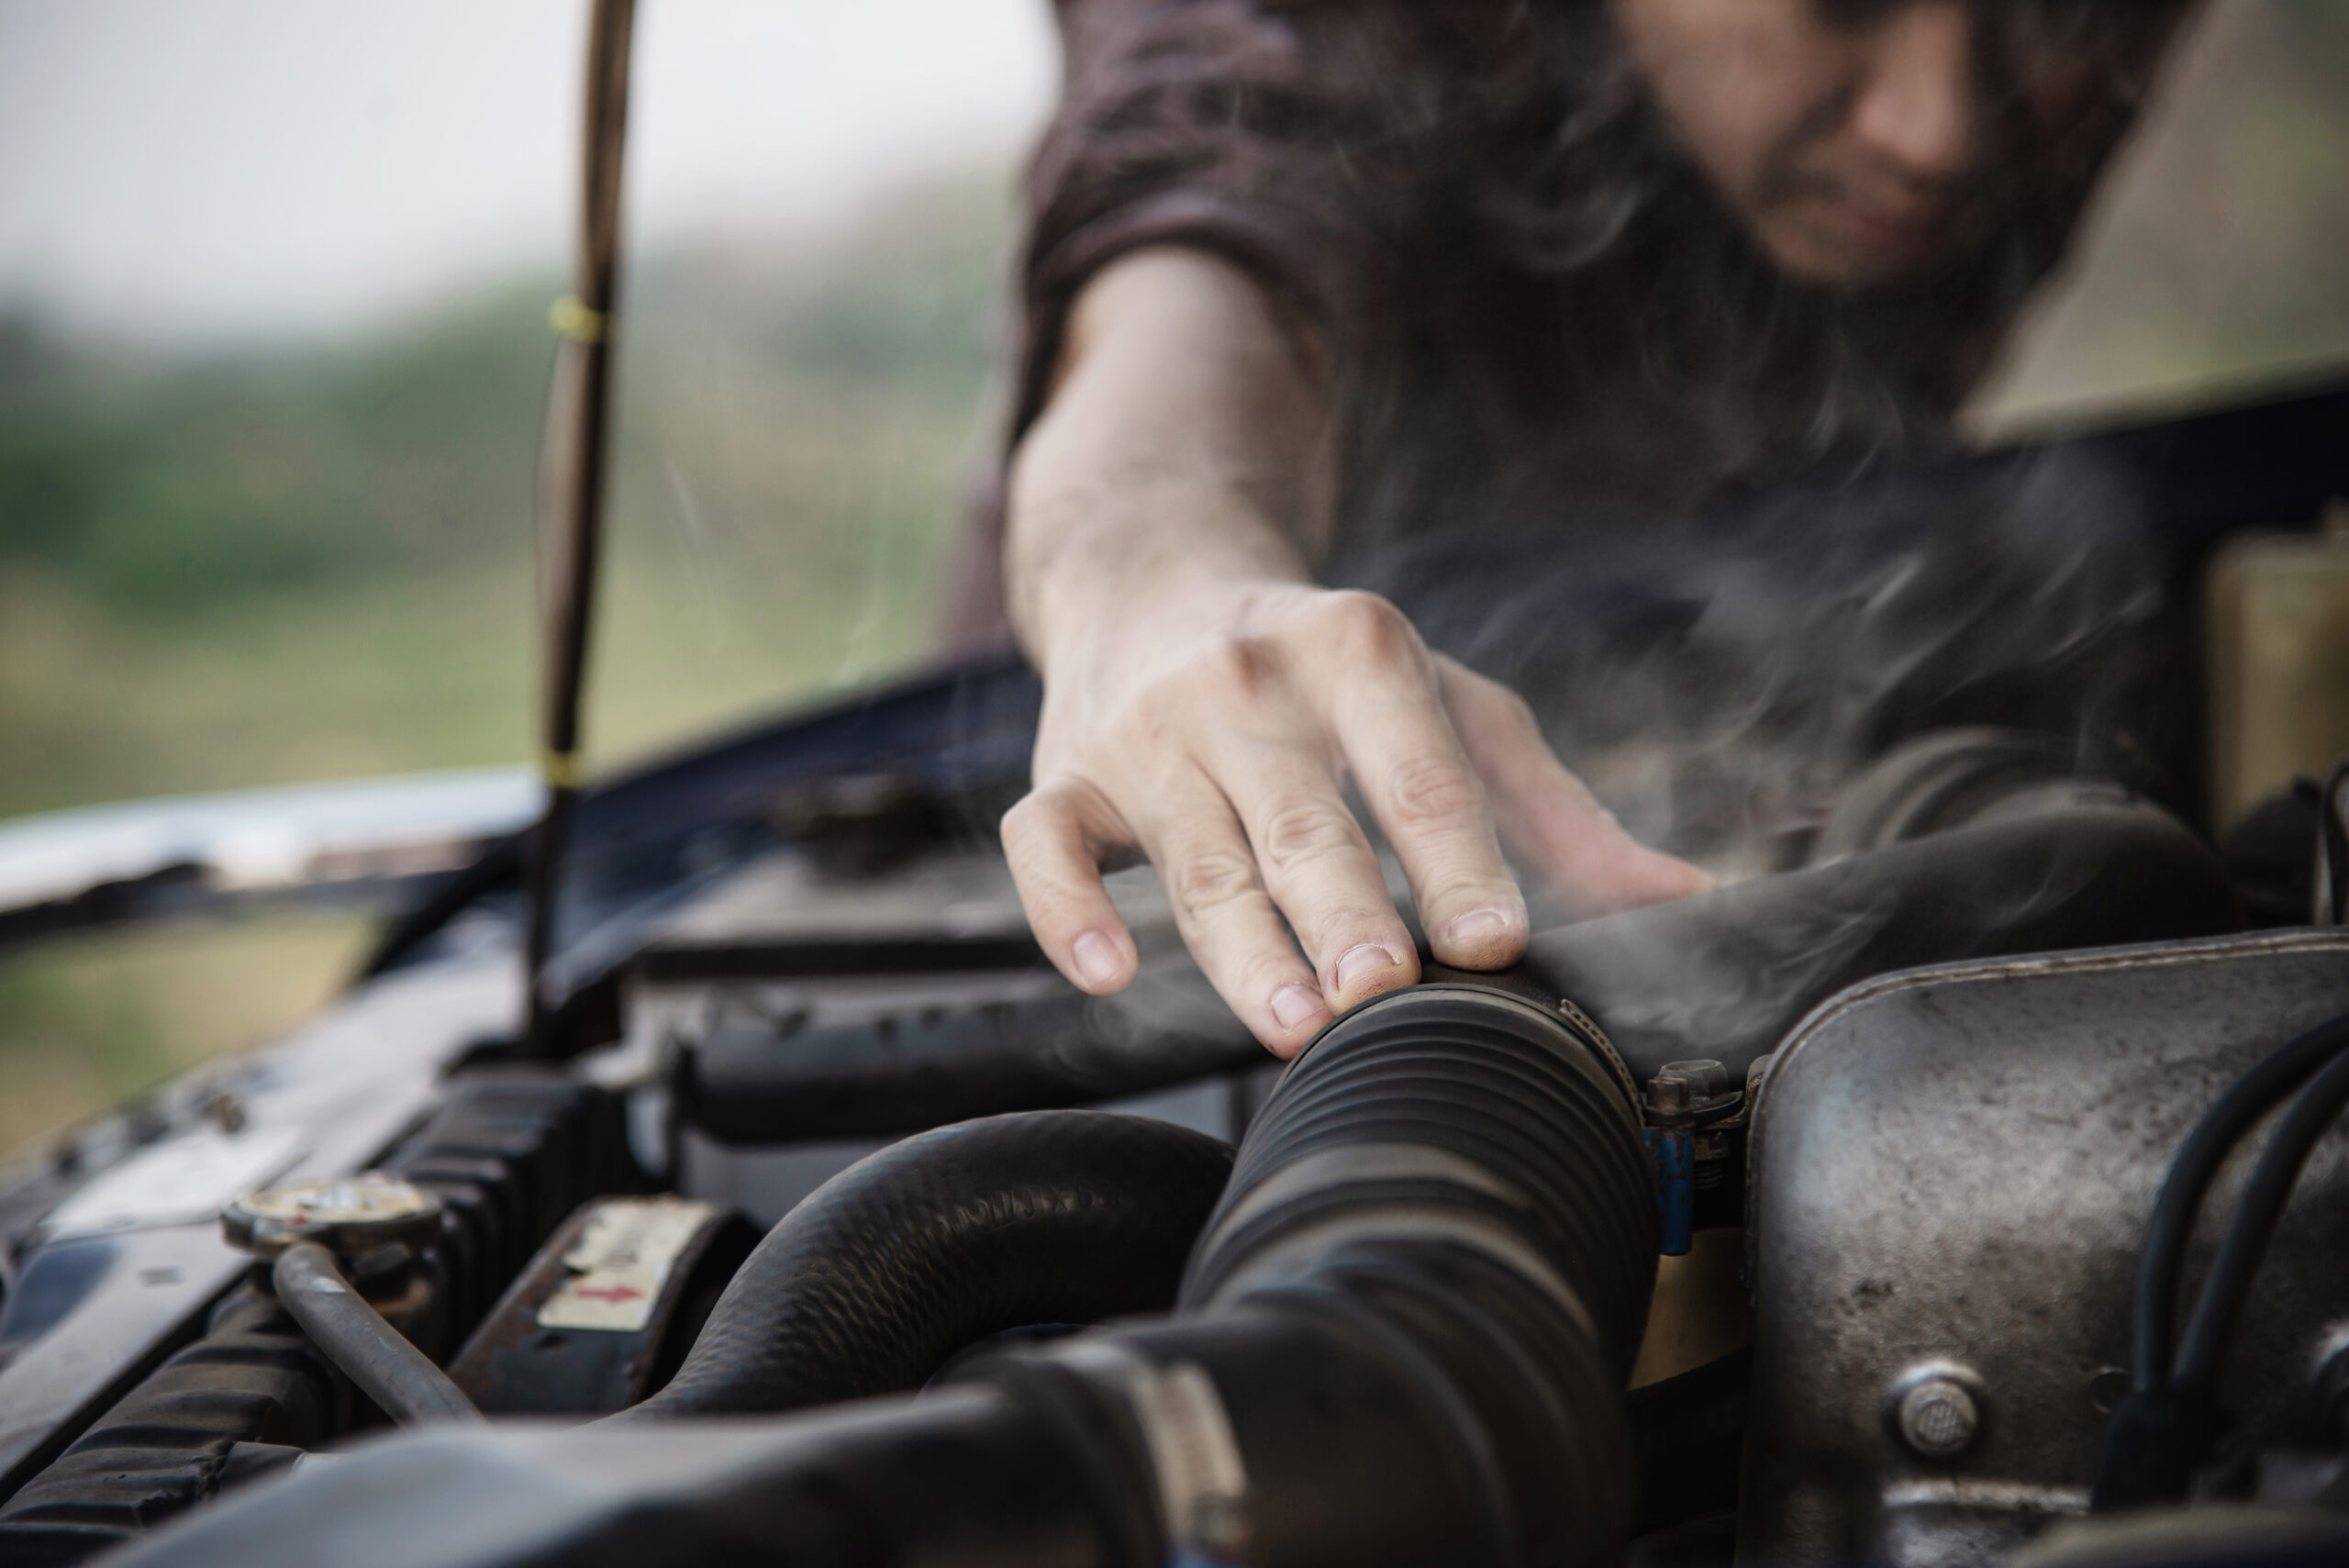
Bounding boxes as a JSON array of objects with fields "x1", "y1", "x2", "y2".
[{"x1": 1609, "y1": 0, "x2": 2191, "y2": 289}]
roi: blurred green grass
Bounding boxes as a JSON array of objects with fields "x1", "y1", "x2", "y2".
[{"x1": 0, "y1": 172, "x2": 1010, "y2": 817}]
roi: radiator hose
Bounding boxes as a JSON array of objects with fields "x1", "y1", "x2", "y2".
[{"x1": 624, "y1": 1109, "x2": 1234, "y2": 1417}]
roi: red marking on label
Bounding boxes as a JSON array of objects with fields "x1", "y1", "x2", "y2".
[{"x1": 572, "y1": 1284, "x2": 645, "y2": 1305}]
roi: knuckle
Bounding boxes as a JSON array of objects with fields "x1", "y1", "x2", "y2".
[
  {"x1": 1386, "y1": 751, "x2": 1484, "y2": 827},
  {"x1": 1167, "y1": 846, "x2": 1264, "y2": 919},
  {"x1": 998, "y1": 798, "x2": 1069, "y2": 866},
  {"x1": 1484, "y1": 682, "x2": 1540, "y2": 737},
  {"x1": 1419, "y1": 871, "x2": 1518, "y2": 915},
  {"x1": 1315, "y1": 590, "x2": 1419, "y2": 665},
  {"x1": 1126, "y1": 639, "x2": 1281, "y2": 739},
  {"x1": 1215, "y1": 930, "x2": 1313, "y2": 996},
  {"x1": 1297, "y1": 904, "x2": 1399, "y2": 957},
  {"x1": 1003, "y1": 775, "x2": 1102, "y2": 842},
  {"x1": 1258, "y1": 797, "x2": 1364, "y2": 871},
  {"x1": 1442, "y1": 659, "x2": 1535, "y2": 734},
  {"x1": 1004, "y1": 778, "x2": 1139, "y2": 883},
  {"x1": 1197, "y1": 635, "x2": 1281, "y2": 701},
  {"x1": 1020, "y1": 881, "x2": 1097, "y2": 936},
  {"x1": 998, "y1": 790, "x2": 1056, "y2": 843}
]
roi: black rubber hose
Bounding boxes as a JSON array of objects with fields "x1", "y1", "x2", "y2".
[
  {"x1": 100, "y1": 1384, "x2": 1123, "y2": 1568},
  {"x1": 2173, "y1": 1026, "x2": 2349, "y2": 1395},
  {"x1": 271, "y1": 1241, "x2": 481, "y2": 1427},
  {"x1": 944, "y1": 979, "x2": 1657, "y2": 1567},
  {"x1": 2094, "y1": 1010, "x2": 2349, "y2": 1512},
  {"x1": 1183, "y1": 984, "x2": 1654, "y2": 1353},
  {"x1": 675, "y1": 974, "x2": 1261, "y2": 1144},
  {"x1": 2130, "y1": 1012, "x2": 2349, "y2": 1391},
  {"x1": 625, "y1": 1110, "x2": 1233, "y2": 1418},
  {"x1": 1171, "y1": 981, "x2": 1655, "y2": 1565}
]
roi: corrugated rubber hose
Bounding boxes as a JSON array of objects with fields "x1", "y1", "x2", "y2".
[{"x1": 623, "y1": 1108, "x2": 1235, "y2": 1418}]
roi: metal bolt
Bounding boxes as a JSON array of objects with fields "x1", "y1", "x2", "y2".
[
  {"x1": 1645, "y1": 1073, "x2": 1693, "y2": 1123},
  {"x1": 1897, "y1": 1377, "x2": 1980, "y2": 1458},
  {"x1": 1658, "y1": 1060, "x2": 1727, "y2": 1098}
]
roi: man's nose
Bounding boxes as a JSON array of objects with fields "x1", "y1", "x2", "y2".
[{"x1": 1848, "y1": 1, "x2": 1977, "y2": 183}]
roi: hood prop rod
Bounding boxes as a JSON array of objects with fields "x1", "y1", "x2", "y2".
[{"x1": 522, "y1": 0, "x2": 637, "y2": 1056}]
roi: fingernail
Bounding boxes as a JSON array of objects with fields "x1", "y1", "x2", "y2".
[
  {"x1": 1271, "y1": 984, "x2": 1325, "y2": 1031},
  {"x1": 1334, "y1": 943, "x2": 1400, "y2": 993},
  {"x1": 1072, "y1": 930, "x2": 1120, "y2": 990},
  {"x1": 1444, "y1": 907, "x2": 1515, "y2": 946}
]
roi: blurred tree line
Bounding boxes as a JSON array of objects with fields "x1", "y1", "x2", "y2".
[{"x1": 0, "y1": 172, "x2": 1011, "y2": 820}]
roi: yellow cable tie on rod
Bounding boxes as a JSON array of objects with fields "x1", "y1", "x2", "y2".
[
  {"x1": 540, "y1": 750, "x2": 586, "y2": 791},
  {"x1": 548, "y1": 295, "x2": 607, "y2": 344}
]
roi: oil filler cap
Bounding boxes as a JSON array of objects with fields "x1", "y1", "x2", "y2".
[{"x1": 221, "y1": 1173, "x2": 444, "y2": 1262}]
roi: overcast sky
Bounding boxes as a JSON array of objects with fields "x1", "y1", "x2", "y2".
[{"x1": 0, "y1": 0, "x2": 1058, "y2": 346}]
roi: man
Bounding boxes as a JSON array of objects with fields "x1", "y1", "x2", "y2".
[{"x1": 963, "y1": 0, "x2": 2195, "y2": 1055}]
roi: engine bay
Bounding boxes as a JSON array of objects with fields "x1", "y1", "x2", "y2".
[{"x1": 0, "y1": 387, "x2": 2347, "y2": 1568}]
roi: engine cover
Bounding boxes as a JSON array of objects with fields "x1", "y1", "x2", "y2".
[{"x1": 1744, "y1": 929, "x2": 2349, "y2": 1566}]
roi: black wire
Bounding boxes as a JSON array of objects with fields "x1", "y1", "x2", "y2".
[
  {"x1": 2131, "y1": 1010, "x2": 2349, "y2": 1391},
  {"x1": 2172, "y1": 1035, "x2": 2349, "y2": 1395}
]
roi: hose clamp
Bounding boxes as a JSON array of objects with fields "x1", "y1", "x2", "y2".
[{"x1": 1056, "y1": 1340, "x2": 1256, "y2": 1568}]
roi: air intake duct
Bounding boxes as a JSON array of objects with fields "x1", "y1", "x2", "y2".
[{"x1": 1030, "y1": 974, "x2": 1658, "y2": 1565}]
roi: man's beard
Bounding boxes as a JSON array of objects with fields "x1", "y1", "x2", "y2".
[
  {"x1": 1462, "y1": 2, "x2": 2128, "y2": 466},
  {"x1": 1495, "y1": 1, "x2": 2144, "y2": 300}
]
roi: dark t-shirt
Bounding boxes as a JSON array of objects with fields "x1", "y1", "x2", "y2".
[{"x1": 941, "y1": 0, "x2": 2145, "y2": 646}]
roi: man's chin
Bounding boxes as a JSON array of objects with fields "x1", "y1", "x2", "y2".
[{"x1": 1752, "y1": 206, "x2": 1954, "y2": 293}]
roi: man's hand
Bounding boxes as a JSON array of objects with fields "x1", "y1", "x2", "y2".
[
  {"x1": 1002, "y1": 247, "x2": 1706, "y2": 1055},
  {"x1": 1005, "y1": 577, "x2": 1708, "y2": 1055}
]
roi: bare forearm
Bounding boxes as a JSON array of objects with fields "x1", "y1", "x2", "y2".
[{"x1": 1006, "y1": 247, "x2": 1333, "y2": 673}]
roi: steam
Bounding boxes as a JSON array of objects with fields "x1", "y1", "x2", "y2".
[
  {"x1": 1552, "y1": 873, "x2": 1899, "y2": 1066},
  {"x1": 1341, "y1": 442, "x2": 2171, "y2": 884}
]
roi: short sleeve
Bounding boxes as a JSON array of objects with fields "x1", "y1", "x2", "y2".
[{"x1": 1008, "y1": 0, "x2": 1504, "y2": 440}]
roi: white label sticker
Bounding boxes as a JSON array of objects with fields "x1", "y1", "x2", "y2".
[
  {"x1": 44, "y1": 1128, "x2": 306, "y2": 1237},
  {"x1": 536, "y1": 1198, "x2": 715, "y2": 1333}
]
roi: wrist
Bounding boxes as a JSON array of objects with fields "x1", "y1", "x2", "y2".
[
  {"x1": 1012, "y1": 477, "x2": 1312, "y2": 673},
  {"x1": 1033, "y1": 560, "x2": 1298, "y2": 690}
]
